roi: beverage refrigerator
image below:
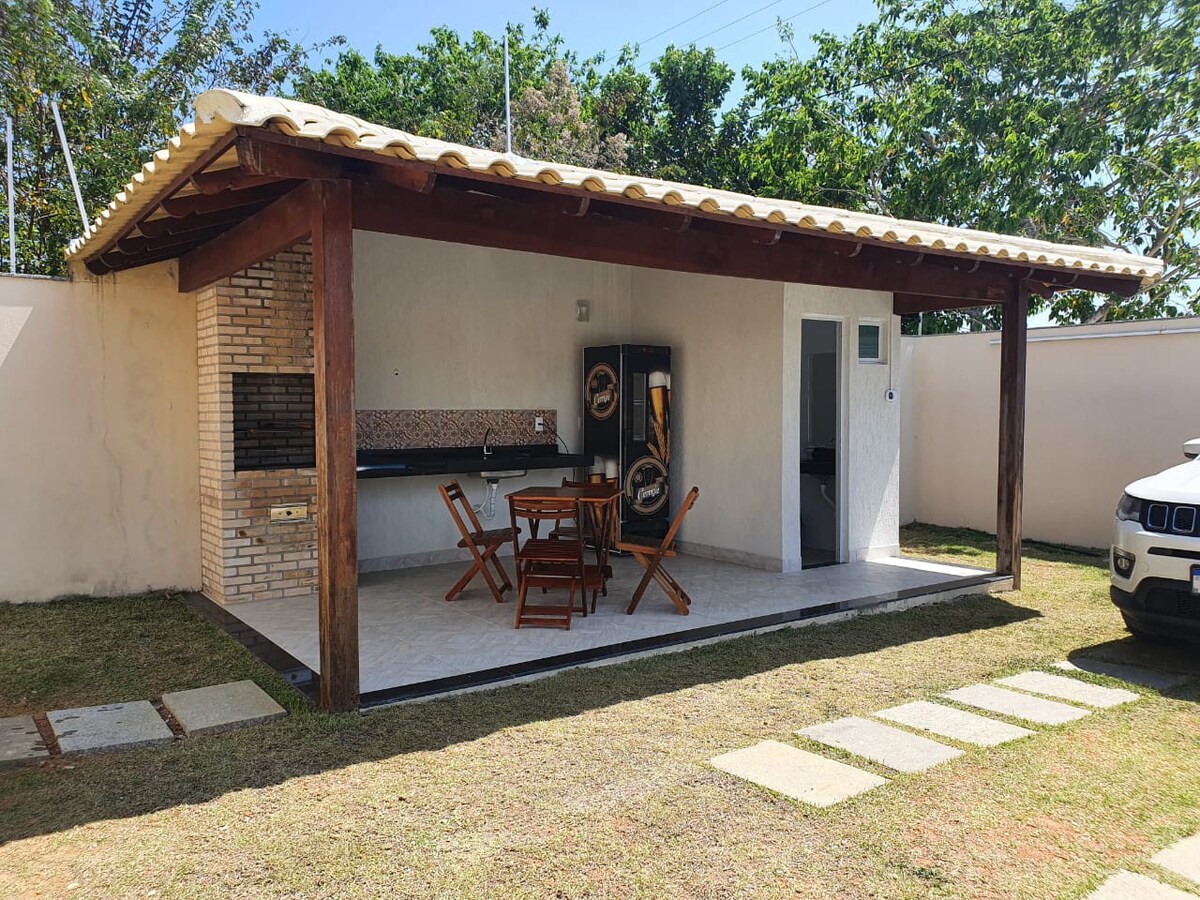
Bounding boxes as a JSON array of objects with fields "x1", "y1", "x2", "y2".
[{"x1": 583, "y1": 344, "x2": 672, "y2": 542}]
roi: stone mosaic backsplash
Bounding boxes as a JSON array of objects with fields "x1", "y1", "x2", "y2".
[{"x1": 356, "y1": 409, "x2": 558, "y2": 450}]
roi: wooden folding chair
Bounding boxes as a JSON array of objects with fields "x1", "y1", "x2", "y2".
[
  {"x1": 438, "y1": 481, "x2": 514, "y2": 603},
  {"x1": 618, "y1": 486, "x2": 700, "y2": 615},
  {"x1": 509, "y1": 496, "x2": 587, "y2": 629}
]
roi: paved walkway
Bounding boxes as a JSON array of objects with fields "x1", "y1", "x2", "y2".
[
  {"x1": 1086, "y1": 829, "x2": 1200, "y2": 898},
  {"x1": 1, "y1": 680, "x2": 285, "y2": 765},
  {"x1": 709, "y1": 658, "x2": 1189, "y2": 813}
]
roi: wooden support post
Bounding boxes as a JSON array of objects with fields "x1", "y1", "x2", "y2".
[
  {"x1": 996, "y1": 281, "x2": 1029, "y2": 587},
  {"x1": 311, "y1": 179, "x2": 360, "y2": 712}
]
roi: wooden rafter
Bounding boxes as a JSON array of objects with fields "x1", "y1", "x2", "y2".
[
  {"x1": 136, "y1": 203, "x2": 272, "y2": 239},
  {"x1": 82, "y1": 128, "x2": 1150, "y2": 299},
  {"x1": 225, "y1": 129, "x2": 1147, "y2": 296},
  {"x1": 190, "y1": 167, "x2": 286, "y2": 195},
  {"x1": 352, "y1": 177, "x2": 1020, "y2": 302},
  {"x1": 160, "y1": 179, "x2": 299, "y2": 218},
  {"x1": 178, "y1": 181, "x2": 316, "y2": 292},
  {"x1": 894, "y1": 293, "x2": 1004, "y2": 315},
  {"x1": 80, "y1": 133, "x2": 239, "y2": 272}
]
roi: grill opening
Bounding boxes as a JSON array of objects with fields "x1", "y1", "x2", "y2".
[{"x1": 232, "y1": 372, "x2": 316, "y2": 471}]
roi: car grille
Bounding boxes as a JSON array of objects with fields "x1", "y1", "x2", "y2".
[
  {"x1": 1144, "y1": 585, "x2": 1200, "y2": 619},
  {"x1": 1142, "y1": 501, "x2": 1200, "y2": 537}
]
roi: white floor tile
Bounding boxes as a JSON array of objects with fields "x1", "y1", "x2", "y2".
[{"x1": 224, "y1": 554, "x2": 988, "y2": 693}]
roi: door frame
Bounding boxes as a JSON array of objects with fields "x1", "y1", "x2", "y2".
[{"x1": 798, "y1": 314, "x2": 850, "y2": 566}]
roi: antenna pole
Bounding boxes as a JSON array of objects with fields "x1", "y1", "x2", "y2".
[
  {"x1": 503, "y1": 31, "x2": 512, "y2": 154},
  {"x1": 5, "y1": 115, "x2": 14, "y2": 273},
  {"x1": 51, "y1": 100, "x2": 88, "y2": 231}
]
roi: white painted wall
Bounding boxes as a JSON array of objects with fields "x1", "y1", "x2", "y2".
[
  {"x1": 900, "y1": 316, "x2": 1200, "y2": 549},
  {"x1": 0, "y1": 267, "x2": 201, "y2": 601},
  {"x1": 352, "y1": 237, "x2": 904, "y2": 572},
  {"x1": 783, "y1": 285, "x2": 901, "y2": 565},
  {"x1": 352, "y1": 232, "x2": 631, "y2": 567},
  {"x1": 0, "y1": 235, "x2": 905, "y2": 599},
  {"x1": 628, "y1": 268, "x2": 787, "y2": 569}
]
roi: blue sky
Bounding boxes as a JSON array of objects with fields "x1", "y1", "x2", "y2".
[{"x1": 255, "y1": 0, "x2": 882, "y2": 96}]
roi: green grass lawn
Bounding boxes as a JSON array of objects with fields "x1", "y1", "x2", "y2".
[{"x1": 2, "y1": 525, "x2": 1199, "y2": 899}]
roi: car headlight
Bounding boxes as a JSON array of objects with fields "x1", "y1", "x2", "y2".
[
  {"x1": 1112, "y1": 547, "x2": 1136, "y2": 578},
  {"x1": 1116, "y1": 494, "x2": 1143, "y2": 522}
]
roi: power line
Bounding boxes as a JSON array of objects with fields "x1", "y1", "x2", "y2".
[
  {"x1": 714, "y1": 0, "x2": 838, "y2": 53},
  {"x1": 688, "y1": 0, "x2": 788, "y2": 46},
  {"x1": 632, "y1": 0, "x2": 737, "y2": 51},
  {"x1": 627, "y1": 0, "x2": 789, "y2": 73}
]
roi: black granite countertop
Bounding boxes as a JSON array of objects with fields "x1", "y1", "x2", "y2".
[{"x1": 356, "y1": 444, "x2": 594, "y2": 479}]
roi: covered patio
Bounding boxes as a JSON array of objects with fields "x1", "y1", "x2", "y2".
[
  {"x1": 221, "y1": 553, "x2": 993, "y2": 702},
  {"x1": 68, "y1": 90, "x2": 1160, "y2": 711}
]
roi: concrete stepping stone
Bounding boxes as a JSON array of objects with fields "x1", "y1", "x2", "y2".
[
  {"x1": 48, "y1": 701, "x2": 173, "y2": 755},
  {"x1": 1055, "y1": 659, "x2": 1186, "y2": 692},
  {"x1": 161, "y1": 680, "x2": 286, "y2": 737},
  {"x1": 797, "y1": 716, "x2": 962, "y2": 773},
  {"x1": 1152, "y1": 833, "x2": 1200, "y2": 886},
  {"x1": 1087, "y1": 870, "x2": 1196, "y2": 899},
  {"x1": 0, "y1": 716, "x2": 50, "y2": 769},
  {"x1": 942, "y1": 684, "x2": 1090, "y2": 726},
  {"x1": 710, "y1": 740, "x2": 887, "y2": 807},
  {"x1": 874, "y1": 700, "x2": 1035, "y2": 747},
  {"x1": 996, "y1": 671, "x2": 1140, "y2": 708}
]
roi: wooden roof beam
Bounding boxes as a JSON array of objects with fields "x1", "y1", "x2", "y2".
[
  {"x1": 894, "y1": 293, "x2": 1005, "y2": 315},
  {"x1": 117, "y1": 224, "x2": 230, "y2": 257},
  {"x1": 160, "y1": 179, "x2": 300, "y2": 218},
  {"x1": 178, "y1": 181, "x2": 317, "y2": 292},
  {"x1": 135, "y1": 203, "x2": 272, "y2": 239},
  {"x1": 237, "y1": 134, "x2": 437, "y2": 194},
  {"x1": 353, "y1": 178, "x2": 1017, "y2": 302},
  {"x1": 228, "y1": 129, "x2": 1148, "y2": 296},
  {"x1": 190, "y1": 167, "x2": 287, "y2": 195}
]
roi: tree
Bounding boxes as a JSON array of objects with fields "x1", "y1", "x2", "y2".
[
  {"x1": 492, "y1": 60, "x2": 628, "y2": 169},
  {"x1": 742, "y1": 0, "x2": 1200, "y2": 330},
  {"x1": 294, "y1": 23, "x2": 751, "y2": 186},
  {"x1": 593, "y1": 45, "x2": 751, "y2": 189},
  {"x1": 293, "y1": 12, "x2": 588, "y2": 150},
  {"x1": 0, "y1": 0, "x2": 332, "y2": 276}
]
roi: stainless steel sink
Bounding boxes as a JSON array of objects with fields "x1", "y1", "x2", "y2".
[{"x1": 477, "y1": 469, "x2": 527, "y2": 481}]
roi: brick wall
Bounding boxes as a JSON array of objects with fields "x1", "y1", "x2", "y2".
[{"x1": 197, "y1": 245, "x2": 318, "y2": 604}]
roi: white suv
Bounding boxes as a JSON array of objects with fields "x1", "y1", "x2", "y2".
[{"x1": 1111, "y1": 438, "x2": 1200, "y2": 642}]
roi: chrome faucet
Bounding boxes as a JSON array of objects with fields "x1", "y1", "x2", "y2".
[{"x1": 482, "y1": 427, "x2": 493, "y2": 458}]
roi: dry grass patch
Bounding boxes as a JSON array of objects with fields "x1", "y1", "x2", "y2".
[{"x1": 1, "y1": 526, "x2": 1198, "y2": 898}]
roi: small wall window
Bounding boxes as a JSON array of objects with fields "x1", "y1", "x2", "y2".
[{"x1": 858, "y1": 322, "x2": 884, "y2": 363}]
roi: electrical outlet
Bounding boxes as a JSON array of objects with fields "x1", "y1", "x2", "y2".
[
  {"x1": 534, "y1": 415, "x2": 544, "y2": 433},
  {"x1": 270, "y1": 504, "x2": 308, "y2": 522}
]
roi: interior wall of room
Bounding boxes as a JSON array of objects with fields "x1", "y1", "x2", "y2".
[
  {"x1": 628, "y1": 268, "x2": 788, "y2": 570},
  {"x1": 0, "y1": 267, "x2": 201, "y2": 602},
  {"x1": 352, "y1": 232, "x2": 632, "y2": 568},
  {"x1": 782, "y1": 285, "x2": 901, "y2": 565}
]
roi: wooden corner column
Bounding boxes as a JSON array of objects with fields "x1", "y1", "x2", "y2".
[
  {"x1": 996, "y1": 281, "x2": 1029, "y2": 588},
  {"x1": 311, "y1": 179, "x2": 360, "y2": 712}
]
